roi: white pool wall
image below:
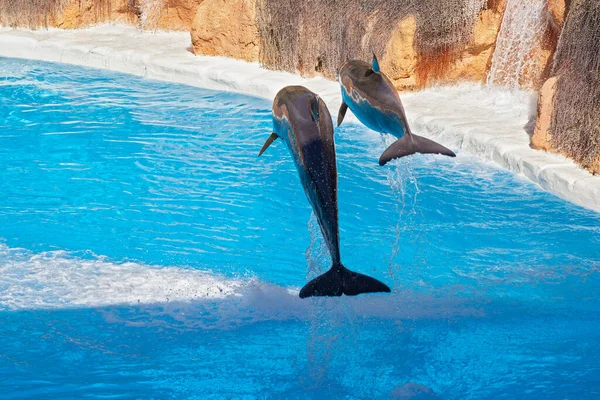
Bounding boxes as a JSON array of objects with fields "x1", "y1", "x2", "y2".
[{"x1": 0, "y1": 24, "x2": 599, "y2": 213}]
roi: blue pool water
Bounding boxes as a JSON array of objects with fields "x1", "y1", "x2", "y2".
[{"x1": 1, "y1": 57, "x2": 599, "y2": 399}]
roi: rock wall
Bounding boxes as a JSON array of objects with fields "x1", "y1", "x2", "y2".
[
  {"x1": 250, "y1": 0, "x2": 503, "y2": 91},
  {"x1": 533, "y1": 0, "x2": 600, "y2": 175},
  {"x1": 53, "y1": 0, "x2": 138, "y2": 29},
  {"x1": 190, "y1": 0, "x2": 258, "y2": 62},
  {"x1": 139, "y1": 0, "x2": 204, "y2": 31},
  {"x1": 0, "y1": 0, "x2": 555, "y2": 93},
  {"x1": 0, "y1": 0, "x2": 135, "y2": 28},
  {"x1": 378, "y1": 2, "x2": 506, "y2": 91},
  {"x1": 0, "y1": 0, "x2": 203, "y2": 31}
]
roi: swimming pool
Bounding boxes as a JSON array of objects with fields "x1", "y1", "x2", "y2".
[{"x1": 1, "y1": 57, "x2": 599, "y2": 399}]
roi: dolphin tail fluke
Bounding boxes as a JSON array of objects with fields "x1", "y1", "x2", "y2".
[
  {"x1": 379, "y1": 134, "x2": 456, "y2": 166},
  {"x1": 299, "y1": 265, "x2": 391, "y2": 298}
]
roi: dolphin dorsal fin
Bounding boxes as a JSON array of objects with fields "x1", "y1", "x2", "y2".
[
  {"x1": 258, "y1": 132, "x2": 278, "y2": 156},
  {"x1": 310, "y1": 96, "x2": 321, "y2": 124},
  {"x1": 372, "y1": 53, "x2": 380, "y2": 73}
]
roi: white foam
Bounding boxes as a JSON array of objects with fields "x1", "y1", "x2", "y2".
[
  {"x1": 1, "y1": 242, "x2": 590, "y2": 324},
  {"x1": 0, "y1": 243, "x2": 488, "y2": 326},
  {"x1": 0, "y1": 244, "x2": 243, "y2": 310},
  {"x1": 0, "y1": 24, "x2": 598, "y2": 213}
]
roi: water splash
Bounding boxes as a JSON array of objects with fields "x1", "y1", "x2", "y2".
[
  {"x1": 304, "y1": 212, "x2": 330, "y2": 280},
  {"x1": 487, "y1": 0, "x2": 549, "y2": 89},
  {"x1": 302, "y1": 213, "x2": 350, "y2": 388},
  {"x1": 382, "y1": 135, "x2": 422, "y2": 282}
]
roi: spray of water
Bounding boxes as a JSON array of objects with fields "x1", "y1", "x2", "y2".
[
  {"x1": 304, "y1": 212, "x2": 330, "y2": 280},
  {"x1": 301, "y1": 212, "x2": 339, "y2": 387},
  {"x1": 487, "y1": 0, "x2": 549, "y2": 89},
  {"x1": 381, "y1": 135, "x2": 422, "y2": 282},
  {"x1": 302, "y1": 211, "x2": 371, "y2": 388}
]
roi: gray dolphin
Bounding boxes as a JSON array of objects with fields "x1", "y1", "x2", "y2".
[
  {"x1": 259, "y1": 86, "x2": 391, "y2": 298},
  {"x1": 337, "y1": 55, "x2": 456, "y2": 165}
]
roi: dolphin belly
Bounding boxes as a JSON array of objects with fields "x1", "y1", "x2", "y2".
[{"x1": 341, "y1": 89, "x2": 406, "y2": 139}]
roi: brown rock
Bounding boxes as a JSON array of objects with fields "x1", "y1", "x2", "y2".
[
  {"x1": 381, "y1": 16, "x2": 419, "y2": 91},
  {"x1": 161, "y1": 0, "x2": 204, "y2": 30},
  {"x1": 381, "y1": 6, "x2": 504, "y2": 90},
  {"x1": 190, "y1": 0, "x2": 259, "y2": 62},
  {"x1": 489, "y1": 0, "x2": 509, "y2": 14},
  {"x1": 141, "y1": 0, "x2": 204, "y2": 31},
  {"x1": 531, "y1": 76, "x2": 558, "y2": 151},
  {"x1": 40, "y1": 0, "x2": 202, "y2": 31},
  {"x1": 53, "y1": 0, "x2": 138, "y2": 29},
  {"x1": 592, "y1": 153, "x2": 600, "y2": 175},
  {"x1": 442, "y1": 8, "x2": 504, "y2": 84},
  {"x1": 547, "y1": 0, "x2": 568, "y2": 29}
]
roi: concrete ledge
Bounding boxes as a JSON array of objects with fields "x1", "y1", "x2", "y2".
[{"x1": 1, "y1": 24, "x2": 599, "y2": 213}]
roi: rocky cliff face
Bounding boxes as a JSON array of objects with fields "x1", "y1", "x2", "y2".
[
  {"x1": 53, "y1": 0, "x2": 138, "y2": 28},
  {"x1": 190, "y1": 0, "x2": 258, "y2": 62},
  {"x1": 0, "y1": 0, "x2": 203, "y2": 31},
  {"x1": 0, "y1": 0, "x2": 546, "y2": 93},
  {"x1": 533, "y1": 0, "x2": 600, "y2": 175},
  {"x1": 251, "y1": 0, "x2": 502, "y2": 91}
]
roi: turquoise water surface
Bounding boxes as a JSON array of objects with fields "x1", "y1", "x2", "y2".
[{"x1": 1, "y1": 57, "x2": 599, "y2": 399}]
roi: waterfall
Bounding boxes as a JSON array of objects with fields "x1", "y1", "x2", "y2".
[{"x1": 487, "y1": 0, "x2": 550, "y2": 89}]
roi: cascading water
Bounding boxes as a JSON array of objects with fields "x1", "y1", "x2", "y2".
[
  {"x1": 305, "y1": 212, "x2": 329, "y2": 281},
  {"x1": 487, "y1": 0, "x2": 550, "y2": 89},
  {"x1": 380, "y1": 136, "x2": 421, "y2": 281}
]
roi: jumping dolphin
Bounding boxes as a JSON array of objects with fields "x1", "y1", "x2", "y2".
[
  {"x1": 259, "y1": 86, "x2": 391, "y2": 298},
  {"x1": 337, "y1": 55, "x2": 456, "y2": 165}
]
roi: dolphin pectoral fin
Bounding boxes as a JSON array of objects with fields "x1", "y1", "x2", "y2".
[
  {"x1": 258, "y1": 133, "x2": 278, "y2": 156},
  {"x1": 372, "y1": 53, "x2": 380, "y2": 73},
  {"x1": 299, "y1": 265, "x2": 391, "y2": 298},
  {"x1": 379, "y1": 134, "x2": 456, "y2": 166},
  {"x1": 337, "y1": 102, "x2": 348, "y2": 126}
]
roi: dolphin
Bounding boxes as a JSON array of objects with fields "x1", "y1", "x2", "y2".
[
  {"x1": 258, "y1": 86, "x2": 391, "y2": 298},
  {"x1": 337, "y1": 55, "x2": 456, "y2": 165}
]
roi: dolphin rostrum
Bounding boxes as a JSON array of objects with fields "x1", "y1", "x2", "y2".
[
  {"x1": 337, "y1": 55, "x2": 456, "y2": 165},
  {"x1": 259, "y1": 86, "x2": 391, "y2": 298}
]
